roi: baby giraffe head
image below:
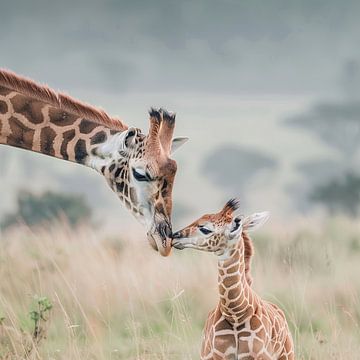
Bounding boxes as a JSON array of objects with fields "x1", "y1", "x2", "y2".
[{"x1": 172, "y1": 199, "x2": 269, "y2": 258}]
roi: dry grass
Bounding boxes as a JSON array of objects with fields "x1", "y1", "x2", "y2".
[{"x1": 0, "y1": 218, "x2": 360, "y2": 359}]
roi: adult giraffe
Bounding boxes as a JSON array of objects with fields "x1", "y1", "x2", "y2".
[{"x1": 0, "y1": 69, "x2": 188, "y2": 256}]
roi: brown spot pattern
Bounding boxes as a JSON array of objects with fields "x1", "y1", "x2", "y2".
[
  {"x1": 90, "y1": 130, "x2": 107, "y2": 145},
  {"x1": 49, "y1": 107, "x2": 78, "y2": 126},
  {"x1": 40, "y1": 126, "x2": 56, "y2": 155},
  {"x1": 74, "y1": 139, "x2": 88, "y2": 163},
  {"x1": 79, "y1": 119, "x2": 98, "y2": 134},
  {"x1": 0, "y1": 100, "x2": 8, "y2": 114},
  {"x1": 60, "y1": 129, "x2": 76, "y2": 160},
  {"x1": 7, "y1": 116, "x2": 35, "y2": 148},
  {"x1": 11, "y1": 94, "x2": 45, "y2": 125}
]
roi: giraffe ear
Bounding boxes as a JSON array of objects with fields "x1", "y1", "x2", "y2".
[
  {"x1": 93, "y1": 127, "x2": 138, "y2": 160},
  {"x1": 170, "y1": 137, "x2": 189, "y2": 154},
  {"x1": 124, "y1": 127, "x2": 137, "y2": 148},
  {"x1": 243, "y1": 212, "x2": 270, "y2": 232}
]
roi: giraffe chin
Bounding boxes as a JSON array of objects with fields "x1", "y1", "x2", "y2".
[{"x1": 147, "y1": 232, "x2": 172, "y2": 257}]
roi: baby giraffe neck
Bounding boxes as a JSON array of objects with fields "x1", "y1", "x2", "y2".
[{"x1": 217, "y1": 236, "x2": 256, "y2": 325}]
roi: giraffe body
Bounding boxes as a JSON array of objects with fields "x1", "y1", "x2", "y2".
[
  {"x1": 202, "y1": 304, "x2": 293, "y2": 359},
  {"x1": 0, "y1": 69, "x2": 188, "y2": 255},
  {"x1": 173, "y1": 199, "x2": 294, "y2": 359},
  {"x1": 201, "y1": 250, "x2": 294, "y2": 360}
]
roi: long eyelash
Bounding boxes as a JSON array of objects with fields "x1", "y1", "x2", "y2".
[
  {"x1": 132, "y1": 168, "x2": 149, "y2": 181},
  {"x1": 200, "y1": 227, "x2": 212, "y2": 235}
]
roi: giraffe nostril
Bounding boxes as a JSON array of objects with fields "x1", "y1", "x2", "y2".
[
  {"x1": 158, "y1": 221, "x2": 172, "y2": 240},
  {"x1": 172, "y1": 231, "x2": 182, "y2": 239},
  {"x1": 165, "y1": 223, "x2": 172, "y2": 238}
]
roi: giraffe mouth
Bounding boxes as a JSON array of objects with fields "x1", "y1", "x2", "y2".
[
  {"x1": 171, "y1": 231, "x2": 186, "y2": 250},
  {"x1": 172, "y1": 241, "x2": 185, "y2": 250},
  {"x1": 147, "y1": 222, "x2": 172, "y2": 257}
]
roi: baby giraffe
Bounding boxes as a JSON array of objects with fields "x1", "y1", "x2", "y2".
[{"x1": 172, "y1": 199, "x2": 294, "y2": 360}]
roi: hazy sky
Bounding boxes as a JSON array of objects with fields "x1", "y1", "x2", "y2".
[
  {"x1": 1, "y1": 0, "x2": 359, "y2": 96},
  {"x1": 1, "y1": 0, "x2": 359, "y2": 227}
]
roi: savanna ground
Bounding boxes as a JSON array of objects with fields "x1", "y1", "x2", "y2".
[{"x1": 0, "y1": 218, "x2": 360, "y2": 359}]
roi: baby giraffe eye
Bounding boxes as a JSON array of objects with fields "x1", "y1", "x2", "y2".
[{"x1": 199, "y1": 227, "x2": 213, "y2": 235}]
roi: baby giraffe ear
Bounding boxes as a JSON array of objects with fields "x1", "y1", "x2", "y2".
[
  {"x1": 171, "y1": 137, "x2": 189, "y2": 154},
  {"x1": 228, "y1": 216, "x2": 243, "y2": 239},
  {"x1": 243, "y1": 212, "x2": 270, "y2": 232}
]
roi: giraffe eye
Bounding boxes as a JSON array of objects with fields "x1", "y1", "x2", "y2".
[
  {"x1": 199, "y1": 227, "x2": 212, "y2": 235},
  {"x1": 132, "y1": 168, "x2": 150, "y2": 182}
]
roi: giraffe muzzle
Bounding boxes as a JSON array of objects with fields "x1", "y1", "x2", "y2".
[
  {"x1": 171, "y1": 230, "x2": 186, "y2": 250},
  {"x1": 172, "y1": 230, "x2": 182, "y2": 239},
  {"x1": 158, "y1": 221, "x2": 173, "y2": 251},
  {"x1": 172, "y1": 242, "x2": 185, "y2": 250},
  {"x1": 158, "y1": 221, "x2": 173, "y2": 240},
  {"x1": 147, "y1": 220, "x2": 173, "y2": 256}
]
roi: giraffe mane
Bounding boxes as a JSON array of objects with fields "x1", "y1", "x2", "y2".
[
  {"x1": 0, "y1": 69, "x2": 127, "y2": 131},
  {"x1": 242, "y1": 231, "x2": 254, "y2": 286}
]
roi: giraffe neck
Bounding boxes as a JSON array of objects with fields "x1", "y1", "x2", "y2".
[
  {"x1": 0, "y1": 84, "x2": 126, "y2": 165},
  {"x1": 217, "y1": 236, "x2": 257, "y2": 325}
]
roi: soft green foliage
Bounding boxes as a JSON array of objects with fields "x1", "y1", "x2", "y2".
[
  {"x1": 0, "y1": 295, "x2": 53, "y2": 359},
  {"x1": 310, "y1": 172, "x2": 360, "y2": 217},
  {"x1": 29, "y1": 296, "x2": 53, "y2": 340},
  {"x1": 1, "y1": 191, "x2": 92, "y2": 230}
]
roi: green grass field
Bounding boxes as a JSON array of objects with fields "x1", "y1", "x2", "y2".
[{"x1": 1, "y1": 218, "x2": 360, "y2": 359}]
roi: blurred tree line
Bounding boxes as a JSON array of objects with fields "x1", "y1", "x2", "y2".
[
  {"x1": 201, "y1": 60, "x2": 360, "y2": 217},
  {"x1": 202, "y1": 145, "x2": 277, "y2": 203},
  {"x1": 285, "y1": 59, "x2": 360, "y2": 217},
  {"x1": 1, "y1": 191, "x2": 92, "y2": 230},
  {"x1": 2, "y1": 61, "x2": 360, "y2": 223}
]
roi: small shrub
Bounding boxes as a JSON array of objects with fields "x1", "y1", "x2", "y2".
[
  {"x1": 0, "y1": 295, "x2": 53, "y2": 359},
  {"x1": 1, "y1": 190, "x2": 92, "y2": 230},
  {"x1": 309, "y1": 172, "x2": 360, "y2": 217},
  {"x1": 29, "y1": 296, "x2": 53, "y2": 342}
]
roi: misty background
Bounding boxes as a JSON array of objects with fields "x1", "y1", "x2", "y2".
[{"x1": 1, "y1": 0, "x2": 360, "y2": 230}]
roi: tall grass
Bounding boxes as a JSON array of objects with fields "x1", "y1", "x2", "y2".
[{"x1": 0, "y1": 218, "x2": 360, "y2": 359}]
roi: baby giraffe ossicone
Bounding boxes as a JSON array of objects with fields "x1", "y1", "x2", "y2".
[{"x1": 172, "y1": 199, "x2": 294, "y2": 360}]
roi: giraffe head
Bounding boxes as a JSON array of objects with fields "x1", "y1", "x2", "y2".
[
  {"x1": 172, "y1": 199, "x2": 269, "y2": 257},
  {"x1": 93, "y1": 108, "x2": 188, "y2": 256}
]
